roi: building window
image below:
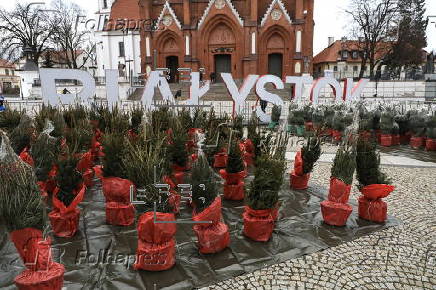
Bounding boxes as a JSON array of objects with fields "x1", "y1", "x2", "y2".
[
  {"x1": 344, "y1": 65, "x2": 348, "y2": 71},
  {"x1": 5, "y1": 69, "x2": 9, "y2": 76},
  {"x1": 342, "y1": 51, "x2": 348, "y2": 59},
  {"x1": 352, "y1": 51, "x2": 358, "y2": 59},
  {"x1": 118, "y1": 42, "x2": 125, "y2": 57},
  {"x1": 103, "y1": 0, "x2": 108, "y2": 9},
  {"x1": 334, "y1": 66, "x2": 338, "y2": 72},
  {"x1": 353, "y1": 66, "x2": 358, "y2": 72}
]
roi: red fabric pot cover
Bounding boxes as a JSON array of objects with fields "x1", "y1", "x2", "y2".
[
  {"x1": 358, "y1": 196, "x2": 387, "y2": 223},
  {"x1": 380, "y1": 134, "x2": 393, "y2": 147},
  {"x1": 360, "y1": 184, "x2": 395, "y2": 200},
  {"x1": 192, "y1": 197, "x2": 222, "y2": 227},
  {"x1": 327, "y1": 128, "x2": 334, "y2": 136},
  {"x1": 163, "y1": 175, "x2": 177, "y2": 190},
  {"x1": 134, "y1": 239, "x2": 176, "y2": 271},
  {"x1": 243, "y1": 206, "x2": 275, "y2": 242},
  {"x1": 168, "y1": 191, "x2": 181, "y2": 213},
  {"x1": 76, "y1": 151, "x2": 93, "y2": 173},
  {"x1": 44, "y1": 165, "x2": 58, "y2": 194},
  {"x1": 243, "y1": 152, "x2": 254, "y2": 166},
  {"x1": 137, "y1": 212, "x2": 176, "y2": 244},
  {"x1": 106, "y1": 202, "x2": 135, "y2": 226},
  {"x1": 14, "y1": 262, "x2": 65, "y2": 290},
  {"x1": 223, "y1": 182, "x2": 244, "y2": 201},
  {"x1": 213, "y1": 153, "x2": 228, "y2": 168},
  {"x1": 290, "y1": 172, "x2": 310, "y2": 190},
  {"x1": 393, "y1": 135, "x2": 400, "y2": 145},
  {"x1": 171, "y1": 163, "x2": 190, "y2": 173},
  {"x1": 83, "y1": 168, "x2": 94, "y2": 188},
  {"x1": 102, "y1": 177, "x2": 133, "y2": 203},
  {"x1": 19, "y1": 147, "x2": 34, "y2": 167},
  {"x1": 219, "y1": 169, "x2": 245, "y2": 185},
  {"x1": 320, "y1": 200, "x2": 352, "y2": 226},
  {"x1": 400, "y1": 134, "x2": 410, "y2": 144},
  {"x1": 426, "y1": 138, "x2": 436, "y2": 151},
  {"x1": 410, "y1": 136, "x2": 424, "y2": 149},
  {"x1": 332, "y1": 130, "x2": 342, "y2": 141},
  {"x1": 293, "y1": 150, "x2": 304, "y2": 176},
  {"x1": 48, "y1": 209, "x2": 80, "y2": 238},
  {"x1": 172, "y1": 171, "x2": 185, "y2": 185},
  {"x1": 193, "y1": 222, "x2": 230, "y2": 254},
  {"x1": 327, "y1": 178, "x2": 351, "y2": 204},
  {"x1": 10, "y1": 228, "x2": 52, "y2": 271},
  {"x1": 244, "y1": 139, "x2": 255, "y2": 153},
  {"x1": 305, "y1": 122, "x2": 314, "y2": 131},
  {"x1": 37, "y1": 181, "x2": 48, "y2": 200},
  {"x1": 359, "y1": 131, "x2": 372, "y2": 141}
]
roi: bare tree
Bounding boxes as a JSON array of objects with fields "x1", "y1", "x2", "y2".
[
  {"x1": 346, "y1": 0, "x2": 399, "y2": 79},
  {"x1": 49, "y1": 0, "x2": 95, "y2": 69},
  {"x1": 0, "y1": 3, "x2": 55, "y2": 62}
]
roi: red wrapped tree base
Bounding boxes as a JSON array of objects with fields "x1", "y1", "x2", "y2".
[
  {"x1": 213, "y1": 152, "x2": 228, "y2": 168},
  {"x1": 102, "y1": 177, "x2": 133, "y2": 203},
  {"x1": 332, "y1": 130, "x2": 342, "y2": 142},
  {"x1": 223, "y1": 182, "x2": 244, "y2": 201},
  {"x1": 320, "y1": 200, "x2": 352, "y2": 226},
  {"x1": 134, "y1": 239, "x2": 176, "y2": 271},
  {"x1": 48, "y1": 209, "x2": 80, "y2": 238},
  {"x1": 305, "y1": 122, "x2": 314, "y2": 131},
  {"x1": 137, "y1": 212, "x2": 176, "y2": 244},
  {"x1": 172, "y1": 171, "x2": 185, "y2": 185},
  {"x1": 380, "y1": 134, "x2": 393, "y2": 147},
  {"x1": 243, "y1": 206, "x2": 276, "y2": 242},
  {"x1": 358, "y1": 196, "x2": 387, "y2": 223},
  {"x1": 327, "y1": 178, "x2": 351, "y2": 204},
  {"x1": 83, "y1": 169, "x2": 94, "y2": 188},
  {"x1": 426, "y1": 138, "x2": 436, "y2": 151},
  {"x1": 410, "y1": 136, "x2": 424, "y2": 149},
  {"x1": 193, "y1": 222, "x2": 230, "y2": 254},
  {"x1": 19, "y1": 147, "x2": 34, "y2": 167},
  {"x1": 192, "y1": 197, "x2": 223, "y2": 225},
  {"x1": 168, "y1": 191, "x2": 181, "y2": 213},
  {"x1": 393, "y1": 134, "x2": 400, "y2": 145},
  {"x1": 360, "y1": 184, "x2": 395, "y2": 200},
  {"x1": 106, "y1": 202, "x2": 135, "y2": 226},
  {"x1": 219, "y1": 169, "x2": 245, "y2": 185},
  {"x1": 290, "y1": 172, "x2": 310, "y2": 190},
  {"x1": 14, "y1": 262, "x2": 65, "y2": 290}
]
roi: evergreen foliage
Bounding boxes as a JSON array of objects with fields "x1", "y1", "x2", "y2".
[
  {"x1": 425, "y1": 114, "x2": 436, "y2": 139},
  {"x1": 190, "y1": 154, "x2": 218, "y2": 213},
  {"x1": 380, "y1": 110, "x2": 395, "y2": 134},
  {"x1": 130, "y1": 107, "x2": 144, "y2": 134},
  {"x1": 0, "y1": 108, "x2": 24, "y2": 133},
  {"x1": 102, "y1": 133, "x2": 128, "y2": 178},
  {"x1": 408, "y1": 111, "x2": 426, "y2": 137},
  {"x1": 168, "y1": 122, "x2": 189, "y2": 167},
  {"x1": 331, "y1": 144, "x2": 356, "y2": 185},
  {"x1": 271, "y1": 105, "x2": 281, "y2": 123},
  {"x1": 356, "y1": 137, "x2": 391, "y2": 187},
  {"x1": 55, "y1": 150, "x2": 82, "y2": 207},
  {"x1": 226, "y1": 139, "x2": 245, "y2": 173},
  {"x1": 301, "y1": 137, "x2": 321, "y2": 174},
  {"x1": 10, "y1": 114, "x2": 34, "y2": 154}
]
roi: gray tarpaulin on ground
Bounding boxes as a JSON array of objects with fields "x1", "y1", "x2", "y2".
[
  {"x1": 0, "y1": 173, "x2": 400, "y2": 290},
  {"x1": 379, "y1": 145, "x2": 436, "y2": 163}
]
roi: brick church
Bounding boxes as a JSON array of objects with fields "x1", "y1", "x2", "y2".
[{"x1": 109, "y1": 0, "x2": 314, "y2": 82}]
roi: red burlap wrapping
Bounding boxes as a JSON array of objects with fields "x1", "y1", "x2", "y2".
[
  {"x1": 168, "y1": 191, "x2": 181, "y2": 213},
  {"x1": 393, "y1": 134, "x2": 400, "y2": 145},
  {"x1": 305, "y1": 122, "x2": 314, "y2": 131},
  {"x1": 290, "y1": 172, "x2": 310, "y2": 190},
  {"x1": 213, "y1": 152, "x2": 228, "y2": 168},
  {"x1": 332, "y1": 130, "x2": 342, "y2": 141},
  {"x1": 134, "y1": 239, "x2": 176, "y2": 271},
  {"x1": 243, "y1": 152, "x2": 254, "y2": 166},
  {"x1": 49, "y1": 185, "x2": 85, "y2": 237},
  {"x1": 380, "y1": 134, "x2": 393, "y2": 147},
  {"x1": 10, "y1": 228, "x2": 52, "y2": 271},
  {"x1": 400, "y1": 134, "x2": 411, "y2": 144},
  {"x1": 359, "y1": 131, "x2": 372, "y2": 141},
  {"x1": 219, "y1": 169, "x2": 245, "y2": 185},
  {"x1": 360, "y1": 184, "x2": 395, "y2": 200},
  {"x1": 320, "y1": 200, "x2": 352, "y2": 226},
  {"x1": 293, "y1": 150, "x2": 304, "y2": 176},
  {"x1": 137, "y1": 212, "x2": 176, "y2": 244},
  {"x1": 163, "y1": 175, "x2": 176, "y2": 190},
  {"x1": 14, "y1": 262, "x2": 65, "y2": 290},
  {"x1": 82, "y1": 168, "x2": 94, "y2": 188},
  {"x1": 426, "y1": 138, "x2": 436, "y2": 151},
  {"x1": 223, "y1": 182, "x2": 244, "y2": 201},
  {"x1": 243, "y1": 206, "x2": 276, "y2": 242},
  {"x1": 410, "y1": 136, "x2": 424, "y2": 149},
  {"x1": 327, "y1": 128, "x2": 334, "y2": 136},
  {"x1": 192, "y1": 197, "x2": 222, "y2": 226},
  {"x1": 45, "y1": 166, "x2": 58, "y2": 194},
  {"x1": 106, "y1": 202, "x2": 135, "y2": 226},
  {"x1": 76, "y1": 151, "x2": 93, "y2": 173},
  {"x1": 193, "y1": 222, "x2": 230, "y2": 254},
  {"x1": 358, "y1": 196, "x2": 387, "y2": 223},
  {"x1": 173, "y1": 171, "x2": 185, "y2": 185},
  {"x1": 101, "y1": 177, "x2": 133, "y2": 203},
  {"x1": 19, "y1": 147, "x2": 34, "y2": 167},
  {"x1": 327, "y1": 178, "x2": 351, "y2": 204}
]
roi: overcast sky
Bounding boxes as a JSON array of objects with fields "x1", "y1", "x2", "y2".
[{"x1": 1, "y1": 0, "x2": 435, "y2": 55}]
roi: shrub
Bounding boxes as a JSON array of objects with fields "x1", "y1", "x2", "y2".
[
  {"x1": 356, "y1": 137, "x2": 390, "y2": 187},
  {"x1": 331, "y1": 144, "x2": 356, "y2": 185},
  {"x1": 226, "y1": 139, "x2": 245, "y2": 173},
  {"x1": 301, "y1": 137, "x2": 321, "y2": 174},
  {"x1": 190, "y1": 154, "x2": 219, "y2": 213}
]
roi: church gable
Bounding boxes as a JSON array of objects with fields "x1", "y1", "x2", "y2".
[
  {"x1": 154, "y1": 1, "x2": 182, "y2": 31},
  {"x1": 198, "y1": 0, "x2": 244, "y2": 29},
  {"x1": 260, "y1": 0, "x2": 292, "y2": 27}
]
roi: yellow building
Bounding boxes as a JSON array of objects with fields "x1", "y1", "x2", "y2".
[{"x1": 0, "y1": 59, "x2": 20, "y2": 96}]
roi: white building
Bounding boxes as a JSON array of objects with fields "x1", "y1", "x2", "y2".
[{"x1": 94, "y1": 0, "x2": 142, "y2": 85}]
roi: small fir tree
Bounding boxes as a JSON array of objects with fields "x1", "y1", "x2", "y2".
[
  {"x1": 190, "y1": 154, "x2": 219, "y2": 213},
  {"x1": 301, "y1": 137, "x2": 322, "y2": 174},
  {"x1": 331, "y1": 144, "x2": 356, "y2": 185},
  {"x1": 102, "y1": 133, "x2": 127, "y2": 178},
  {"x1": 0, "y1": 108, "x2": 24, "y2": 133},
  {"x1": 55, "y1": 151, "x2": 82, "y2": 206},
  {"x1": 10, "y1": 114, "x2": 35, "y2": 154},
  {"x1": 271, "y1": 105, "x2": 281, "y2": 123},
  {"x1": 226, "y1": 139, "x2": 245, "y2": 174}
]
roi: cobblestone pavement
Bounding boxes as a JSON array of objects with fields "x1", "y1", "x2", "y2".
[{"x1": 201, "y1": 163, "x2": 436, "y2": 290}]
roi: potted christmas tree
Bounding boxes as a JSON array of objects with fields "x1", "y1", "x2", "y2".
[
  {"x1": 288, "y1": 108, "x2": 305, "y2": 137},
  {"x1": 286, "y1": 103, "x2": 298, "y2": 133},
  {"x1": 425, "y1": 114, "x2": 436, "y2": 151},
  {"x1": 10, "y1": 114, "x2": 35, "y2": 156},
  {"x1": 168, "y1": 122, "x2": 191, "y2": 184},
  {"x1": 0, "y1": 108, "x2": 24, "y2": 133},
  {"x1": 123, "y1": 133, "x2": 177, "y2": 271},
  {"x1": 303, "y1": 104, "x2": 314, "y2": 131},
  {"x1": 101, "y1": 133, "x2": 135, "y2": 226},
  {"x1": 321, "y1": 143, "x2": 356, "y2": 226},
  {"x1": 379, "y1": 110, "x2": 395, "y2": 147},
  {"x1": 0, "y1": 132, "x2": 65, "y2": 289},
  {"x1": 220, "y1": 139, "x2": 246, "y2": 200},
  {"x1": 290, "y1": 136, "x2": 321, "y2": 190},
  {"x1": 331, "y1": 112, "x2": 346, "y2": 142},
  {"x1": 356, "y1": 137, "x2": 394, "y2": 223},
  {"x1": 191, "y1": 154, "x2": 230, "y2": 253},
  {"x1": 395, "y1": 113, "x2": 411, "y2": 144},
  {"x1": 409, "y1": 112, "x2": 426, "y2": 149},
  {"x1": 128, "y1": 107, "x2": 144, "y2": 140},
  {"x1": 269, "y1": 105, "x2": 281, "y2": 129},
  {"x1": 243, "y1": 133, "x2": 287, "y2": 241},
  {"x1": 49, "y1": 149, "x2": 85, "y2": 237}
]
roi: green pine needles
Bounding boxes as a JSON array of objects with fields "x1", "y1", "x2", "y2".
[
  {"x1": 226, "y1": 139, "x2": 245, "y2": 173},
  {"x1": 102, "y1": 133, "x2": 128, "y2": 178},
  {"x1": 301, "y1": 137, "x2": 321, "y2": 174},
  {"x1": 356, "y1": 137, "x2": 391, "y2": 187},
  {"x1": 331, "y1": 143, "x2": 356, "y2": 185},
  {"x1": 190, "y1": 154, "x2": 218, "y2": 213},
  {"x1": 55, "y1": 151, "x2": 82, "y2": 207}
]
